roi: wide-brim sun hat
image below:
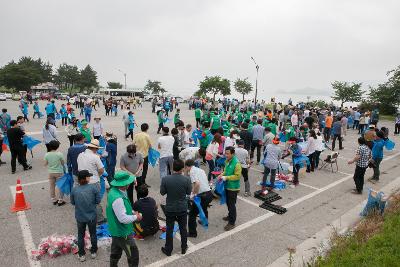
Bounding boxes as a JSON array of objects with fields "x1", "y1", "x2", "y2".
[
  {"x1": 111, "y1": 170, "x2": 135, "y2": 187},
  {"x1": 86, "y1": 139, "x2": 103, "y2": 149}
]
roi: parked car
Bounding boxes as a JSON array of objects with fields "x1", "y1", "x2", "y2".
[
  {"x1": 175, "y1": 97, "x2": 184, "y2": 103},
  {"x1": 4, "y1": 93, "x2": 12, "y2": 99},
  {"x1": 59, "y1": 93, "x2": 69, "y2": 100},
  {"x1": 0, "y1": 94, "x2": 6, "y2": 101},
  {"x1": 40, "y1": 93, "x2": 51, "y2": 101},
  {"x1": 12, "y1": 94, "x2": 21, "y2": 101}
]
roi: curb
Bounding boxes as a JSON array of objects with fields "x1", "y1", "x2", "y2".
[{"x1": 267, "y1": 175, "x2": 400, "y2": 267}]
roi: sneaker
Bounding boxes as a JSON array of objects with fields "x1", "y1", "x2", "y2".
[
  {"x1": 222, "y1": 216, "x2": 229, "y2": 221},
  {"x1": 57, "y1": 201, "x2": 66, "y2": 206},
  {"x1": 243, "y1": 191, "x2": 251, "y2": 197},
  {"x1": 24, "y1": 165, "x2": 32, "y2": 171},
  {"x1": 90, "y1": 253, "x2": 97, "y2": 259},
  {"x1": 144, "y1": 183, "x2": 151, "y2": 188},
  {"x1": 224, "y1": 223, "x2": 235, "y2": 231},
  {"x1": 351, "y1": 189, "x2": 362, "y2": 195},
  {"x1": 78, "y1": 255, "x2": 86, "y2": 262}
]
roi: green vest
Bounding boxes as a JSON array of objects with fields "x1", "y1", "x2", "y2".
[
  {"x1": 211, "y1": 115, "x2": 221, "y2": 129},
  {"x1": 195, "y1": 109, "x2": 201, "y2": 119},
  {"x1": 224, "y1": 156, "x2": 241, "y2": 191},
  {"x1": 157, "y1": 112, "x2": 163, "y2": 124},
  {"x1": 106, "y1": 188, "x2": 134, "y2": 237},
  {"x1": 174, "y1": 113, "x2": 180, "y2": 124}
]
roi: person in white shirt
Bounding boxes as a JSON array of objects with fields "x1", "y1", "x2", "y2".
[
  {"x1": 43, "y1": 118, "x2": 58, "y2": 152},
  {"x1": 305, "y1": 129, "x2": 318, "y2": 172},
  {"x1": 291, "y1": 112, "x2": 299, "y2": 129},
  {"x1": 157, "y1": 127, "x2": 175, "y2": 179},
  {"x1": 77, "y1": 139, "x2": 105, "y2": 223},
  {"x1": 185, "y1": 159, "x2": 213, "y2": 237},
  {"x1": 235, "y1": 140, "x2": 251, "y2": 196},
  {"x1": 224, "y1": 130, "x2": 239, "y2": 150},
  {"x1": 314, "y1": 130, "x2": 325, "y2": 169},
  {"x1": 122, "y1": 107, "x2": 131, "y2": 135},
  {"x1": 182, "y1": 124, "x2": 193, "y2": 149},
  {"x1": 206, "y1": 133, "x2": 222, "y2": 181},
  {"x1": 92, "y1": 117, "x2": 104, "y2": 140}
]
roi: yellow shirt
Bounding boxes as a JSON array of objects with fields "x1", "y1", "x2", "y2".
[{"x1": 133, "y1": 132, "x2": 152, "y2": 157}]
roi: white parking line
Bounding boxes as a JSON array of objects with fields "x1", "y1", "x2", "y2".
[
  {"x1": 9, "y1": 186, "x2": 41, "y2": 267},
  {"x1": 145, "y1": 151, "x2": 400, "y2": 267},
  {"x1": 299, "y1": 182, "x2": 320, "y2": 190}
]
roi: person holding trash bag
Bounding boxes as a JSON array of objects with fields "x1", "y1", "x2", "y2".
[
  {"x1": 44, "y1": 140, "x2": 65, "y2": 206},
  {"x1": 185, "y1": 159, "x2": 213, "y2": 238},
  {"x1": 217, "y1": 146, "x2": 242, "y2": 231},
  {"x1": 106, "y1": 171, "x2": 142, "y2": 267}
]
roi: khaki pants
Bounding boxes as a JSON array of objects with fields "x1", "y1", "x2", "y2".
[{"x1": 49, "y1": 173, "x2": 64, "y2": 201}]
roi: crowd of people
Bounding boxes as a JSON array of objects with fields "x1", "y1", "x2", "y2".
[{"x1": 0, "y1": 94, "x2": 396, "y2": 266}]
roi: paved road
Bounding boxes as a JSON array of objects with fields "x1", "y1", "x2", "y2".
[{"x1": 1, "y1": 99, "x2": 399, "y2": 267}]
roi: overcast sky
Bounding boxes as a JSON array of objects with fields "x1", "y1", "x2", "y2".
[{"x1": 1, "y1": 0, "x2": 399, "y2": 102}]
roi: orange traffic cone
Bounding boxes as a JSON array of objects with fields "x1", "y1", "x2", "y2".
[{"x1": 10, "y1": 179, "x2": 31, "y2": 212}]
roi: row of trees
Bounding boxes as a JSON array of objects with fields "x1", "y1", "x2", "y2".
[
  {"x1": 331, "y1": 65, "x2": 400, "y2": 114},
  {"x1": 0, "y1": 57, "x2": 98, "y2": 93},
  {"x1": 196, "y1": 76, "x2": 253, "y2": 101}
]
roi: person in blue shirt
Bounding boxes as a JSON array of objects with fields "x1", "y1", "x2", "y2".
[
  {"x1": 331, "y1": 117, "x2": 343, "y2": 151},
  {"x1": 125, "y1": 111, "x2": 137, "y2": 141},
  {"x1": 353, "y1": 110, "x2": 361, "y2": 130},
  {"x1": 105, "y1": 132, "x2": 118, "y2": 183},
  {"x1": 33, "y1": 101, "x2": 41, "y2": 119},
  {"x1": 67, "y1": 134, "x2": 87, "y2": 182},
  {"x1": 20, "y1": 100, "x2": 30, "y2": 122},
  {"x1": 369, "y1": 131, "x2": 385, "y2": 183},
  {"x1": 60, "y1": 104, "x2": 68, "y2": 126},
  {"x1": 84, "y1": 104, "x2": 93, "y2": 123}
]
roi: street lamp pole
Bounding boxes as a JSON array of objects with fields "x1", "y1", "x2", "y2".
[
  {"x1": 251, "y1": 57, "x2": 259, "y2": 104},
  {"x1": 118, "y1": 69, "x2": 127, "y2": 90}
]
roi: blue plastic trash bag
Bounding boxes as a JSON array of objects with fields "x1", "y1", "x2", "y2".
[
  {"x1": 55, "y1": 113, "x2": 61, "y2": 120},
  {"x1": 112, "y1": 106, "x2": 117, "y2": 112},
  {"x1": 39, "y1": 112, "x2": 44, "y2": 118},
  {"x1": 385, "y1": 139, "x2": 395, "y2": 150},
  {"x1": 96, "y1": 223, "x2": 111, "y2": 238},
  {"x1": 216, "y1": 157, "x2": 226, "y2": 167},
  {"x1": 159, "y1": 224, "x2": 179, "y2": 240},
  {"x1": 191, "y1": 131, "x2": 199, "y2": 146},
  {"x1": 77, "y1": 120, "x2": 82, "y2": 128},
  {"x1": 297, "y1": 142, "x2": 307, "y2": 152},
  {"x1": 164, "y1": 118, "x2": 171, "y2": 124},
  {"x1": 148, "y1": 148, "x2": 160, "y2": 167},
  {"x1": 100, "y1": 176, "x2": 106, "y2": 199},
  {"x1": 293, "y1": 155, "x2": 310, "y2": 168},
  {"x1": 360, "y1": 189, "x2": 386, "y2": 216},
  {"x1": 97, "y1": 136, "x2": 106, "y2": 155},
  {"x1": 23, "y1": 136, "x2": 41, "y2": 151},
  {"x1": 56, "y1": 173, "x2": 74, "y2": 195},
  {"x1": 3, "y1": 135, "x2": 9, "y2": 147},
  {"x1": 279, "y1": 132, "x2": 286, "y2": 142},
  {"x1": 193, "y1": 196, "x2": 208, "y2": 229},
  {"x1": 215, "y1": 180, "x2": 226, "y2": 205}
]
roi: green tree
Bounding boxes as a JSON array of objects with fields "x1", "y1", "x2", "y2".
[
  {"x1": 107, "y1": 82, "x2": 123, "y2": 89},
  {"x1": 144, "y1": 80, "x2": 167, "y2": 95},
  {"x1": 78, "y1": 64, "x2": 98, "y2": 92},
  {"x1": 0, "y1": 61, "x2": 41, "y2": 91},
  {"x1": 234, "y1": 78, "x2": 253, "y2": 101},
  {"x1": 18, "y1": 56, "x2": 52, "y2": 83},
  {"x1": 53, "y1": 63, "x2": 80, "y2": 93},
  {"x1": 199, "y1": 76, "x2": 231, "y2": 101},
  {"x1": 331, "y1": 81, "x2": 364, "y2": 107},
  {"x1": 368, "y1": 66, "x2": 400, "y2": 114}
]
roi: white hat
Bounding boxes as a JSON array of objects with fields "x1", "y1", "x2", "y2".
[{"x1": 86, "y1": 139, "x2": 103, "y2": 149}]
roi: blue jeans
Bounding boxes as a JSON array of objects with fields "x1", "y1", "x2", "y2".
[
  {"x1": 77, "y1": 220, "x2": 97, "y2": 256},
  {"x1": 85, "y1": 113, "x2": 91, "y2": 122},
  {"x1": 159, "y1": 156, "x2": 173, "y2": 179}
]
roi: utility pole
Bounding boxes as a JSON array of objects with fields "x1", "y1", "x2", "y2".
[
  {"x1": 118, "y1": 69, "x2": 127, "y2": 90},
  {"x1": 251, "y1": 57, "x2": 259, "y2": 104}
]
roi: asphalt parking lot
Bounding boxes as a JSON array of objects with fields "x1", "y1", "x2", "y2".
[{"x1": 1, "y1": 99, "x2": 399, "y2": 267}]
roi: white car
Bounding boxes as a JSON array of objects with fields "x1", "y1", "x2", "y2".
[
  {"x1": 175, "y1": 97, "x2": 184, "y2": 103},
  {"x1": 0, "y1": 94, "x2": 6, "y2": 101},
  {"x1": 4, "y1": 93, "x2": 12, "y2": 99}
]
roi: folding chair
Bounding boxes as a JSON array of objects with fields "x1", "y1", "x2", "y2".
[{"x1": 319, "y1": 152, "x2": 339, "y2": 173}]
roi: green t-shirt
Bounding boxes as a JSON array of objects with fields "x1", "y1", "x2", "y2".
[
  {"x1": 44, "y1": 151, "x2": 64, "y2": 173},
  {"x1": 195, "y1": 109, "x2": 201, "y2": 119}
]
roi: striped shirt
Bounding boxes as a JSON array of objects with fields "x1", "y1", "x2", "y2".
[
  {"x1": 252, "y1": 124, "x2": 265, "y2": 141},
  {"x1": 356, "y1": 145, "x2": 371, "y2": 168}
]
